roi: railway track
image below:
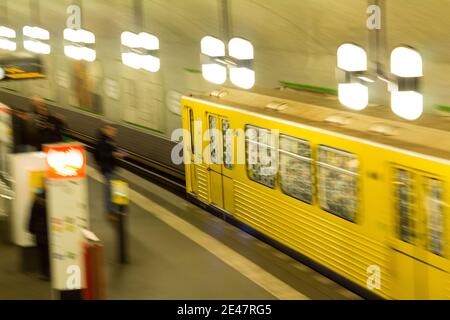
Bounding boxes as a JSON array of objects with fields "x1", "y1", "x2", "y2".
[{"x1": 65, "y1": 128, "x2": 186, "y2": 198}]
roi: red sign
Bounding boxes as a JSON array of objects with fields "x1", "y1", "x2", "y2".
[
  {"x1": 44, "y1": 144, "x2": 86, "y2": 180},
  {"x1": 0, "y1": 103, "x2": 11, "y2": 114}
]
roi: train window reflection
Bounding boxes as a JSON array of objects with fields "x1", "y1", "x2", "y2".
[
  {"x1": 279, "y1": 135, "x2": 313, "y2": 204},
  {"x1": 245, "y1": 125, "x2": 277, "y2": 188},
  {"x1": 395, "y1": 169, "x2": 416, "y2": 244},
  {"x1": 222, "y1": 119, "x2": 233, "y2": 169},
  {"x1": 208, "y1": 115, "x2": 219, "y2": 164},
  {"x1": 318, "y1": 146, "x2": 358, "y2": 222},
  {"x1": 424, "y1": 178, "x2": 445, "y2": 257}
]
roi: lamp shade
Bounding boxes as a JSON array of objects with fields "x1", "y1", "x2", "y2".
[
  {"x1": 391, "y1": 47, "x2": 423, "y2": 78},
  {"x1": 338, "y1": 83, "x2": 369, "y2": 111},
  {"x1": 337, "y1": 43, "x2": 367, "y2": 72}
]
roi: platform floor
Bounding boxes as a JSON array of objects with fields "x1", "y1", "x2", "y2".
[{"x1": 0, "y1": 165, "x2": 362, "y2": 300}]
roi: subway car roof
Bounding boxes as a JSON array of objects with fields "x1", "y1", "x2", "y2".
[{"x1": 187, "y1": 87, "x2": 450, "y2": 162}]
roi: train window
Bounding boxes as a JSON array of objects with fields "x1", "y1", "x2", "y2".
[
  {"x1": 318, "y1": 146, "x2": 359, "y2": 222},
  {"x1": 222, "y1": 119, "x2": 233, "y2": 169},
  {"x1": 208, "y1": 115, "x2": 219, "y2": 164},
  {"x1": 279, "y1": 135, "x2": 313, "y2": 204},
  {"x1": 394, "y1": 169, "x2": 416, "y2": 244},
  {"x1": 245, "y1": 125, "x2": 277, "y2": 188},
  {"x1": 424, "y1": 178, "x2": 445, "y2": 256}
]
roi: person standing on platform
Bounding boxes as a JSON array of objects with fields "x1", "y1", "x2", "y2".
[
  {"x1": 12, "y1": 109, "x2": 35, "y2": 153},
  {"x1": 52, "y1": 112, "x2": 69, "y2": 142},
  {"x1": 28, "y1": 189, "x2": 50, "y2": 281},
  {"x1": 31, "y1": 96, "x2": 64, "y2": 150},
  {"x1": 94, "y1": 122, "x2": 126, "y2": 220}
]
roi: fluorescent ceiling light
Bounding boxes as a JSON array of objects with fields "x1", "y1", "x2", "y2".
[
  {"x1": 201, "y1": 36, "x2": 225, "y2": 57},
  {"x1": 78, "y1": 29, "x2": 95, "y2": 44},
  {"x1": 139, "y1": 32, "x2": 159, "y2": 50},
  {"x1": 201, "y1": 36, "x2": 226, "y2": 84},
  {"x1": 0, "y1": 38, "x2": 16, "y2": 51},
  {"x1": 64, "y1": 28, "x2": 95, "y2": 44},
  {"x1": 391, "y1": 91, "x2": 423, "y2": 121},
  {"x1": 64, "y1": 28, "x2": 78, "y2": 42},
  {"x1": 122, "y1": 52, "x2": 141, "y2": 69},
  {"x1": 337, "y1": 43, "x2": 367, "y2": 72},
  {"x1": 391, "y1": 47, "x2": 423, "y2": 78},
  {"x1": 121, "y1": 31, "x2": 160, "y2": 72},
  {"x1": 338, "y1": 83, "x2": 369, "y2": 111},
  {"x1": 121, "y1": 31, "x2": 159, "y2": 50},
  {"x1": 201, "y1": 35, "x2": 255, "y2": 89},
  {"x1": 202, "y1": 64, "x2": 227, "y2": 85},
  {"x1": 24, "y1": 40, "x2": 51, "y2": 55},
  {"x1": 140, "y1": 54, "x2": 160, "y2": 73},
  {"x1": 121, "y1": 31, "x2": 140, "y2": 48},
  {"x1": 0, "y1": 26, "x2": 16, "y2": 51},
  {"x1": 64, "y1": 45, "x2": 96, "y2": 62},
  {"x1": 0, "y1": 26, "x2": 16, "y2": 39},
  {"x1": 228, "y1": 37, "x2": 254, "y2": 60},
  {"x1": 122, "y1": 31, "x2": 159, "y2": 50},
  {"x1": 122, "y1": 52, "x2": 160, "y2": 73},
  {"x1": 64, "y1": 28, "x2": 96, "y2": 61},
  {"x1": 230, "y1": 67, "x2": 255, "y2": 90},
  {"x1": 23, "y1": 26, "x2": 50, "y2": 40}
]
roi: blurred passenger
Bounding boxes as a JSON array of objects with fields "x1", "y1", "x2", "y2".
[
  {"x1": 28, "y1": 189, "x2": 50, "y2": 281},
  {"x1": 94, "y1": 123, "x2": 126, "y2": 220},
  {"x1": 52, "y1": 112, "x2": 69, "y2": 142},
  {"x1": 12, "y1": 109, "x2": 35, "y2": 153},
  {"x1": 31, "y1": 96, "x2": 64, "y2": 149}
]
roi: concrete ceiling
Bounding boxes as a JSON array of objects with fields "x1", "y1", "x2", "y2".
[
  {"x1": 3, "y1": 0, "x2": 450, "y2": 111},
  {"x1": 3, "y1": 0, "x2": 449, "y2": 59}
]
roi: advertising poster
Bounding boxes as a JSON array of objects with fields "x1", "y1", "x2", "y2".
[{"x1": 71, "y1": 60, "x2": 103, "y2": 114}]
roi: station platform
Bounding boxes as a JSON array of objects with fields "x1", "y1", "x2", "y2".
[{"x1": 0, "y1": 164, "x2": 361, "y2": 300}]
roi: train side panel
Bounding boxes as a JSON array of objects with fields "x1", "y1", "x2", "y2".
[{"x1": 182, "y1": 97, "x2": 450, "y2": 300}]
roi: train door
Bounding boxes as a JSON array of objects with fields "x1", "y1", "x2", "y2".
[
  {"x1": 206, "y1": 114, "x2": 235, "y2": 213},
  {"x1": 419, "y1": 174, "x2": 449, "y2": 299},
  {"x1": 390, "y1": 166, "x2": 449, "y2": 299},
  {"x1": 183, "y1": 107, "x2": 198, "y2": 195}
]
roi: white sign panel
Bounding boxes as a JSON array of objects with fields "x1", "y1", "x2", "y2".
[
  {"x1": 8, "y1": 152, "x2": 47, "y2": 247},
  {"x1": 45, "y1": 144, "x2": 89, "y2": 291}
]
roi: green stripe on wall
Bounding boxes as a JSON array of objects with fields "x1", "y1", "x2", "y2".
[
  {"x1": 435, "y1": 104, "x2": 450, "y2": 113},
  {"x1": 184, "y1": 68, "x2": 202, "y2": 74},
  {"x1": 124, "y1": 121, "x2": 164, "y2": 134},
  {"x1": 279, "y1": 81, "x2": 337, "y2": 95},
  {"x1": 73, "y1": 106, "x2": 101, "y2": 115}
]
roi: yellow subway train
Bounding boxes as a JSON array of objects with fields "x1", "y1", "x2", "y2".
[{"x1": 181, "y1": 88, "x2": 450, "y2": 300}]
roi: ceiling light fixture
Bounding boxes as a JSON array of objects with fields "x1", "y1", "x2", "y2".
[
  {"x1": 121, "y1": 31, "x2": 160, "y2": 73},
  {"x1": 336, "y1": 43, "x2": 369, "y2": 111},
  {"x1": 390, "y1": 46, "x2": 423, "y2": 120},
  {"x1": 201, "y1": 35, "x2": 255, "y2": 89},
  {"x1": 0, "y1": 26, "x2": 16, "y2": 51},
  {"x1": 63, "y1": 28, "x2": 96, "y2": 62},
  {"x1": 23, "y1": 25, "x2": 51, "y2": 54}
]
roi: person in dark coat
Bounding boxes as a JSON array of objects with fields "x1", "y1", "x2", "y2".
[
  {"x1": 28, "y1": 190, "x2": 50, "y2": 280},
  {"x1": 94, "y1": 123, "x2": 126, "y2": 219},
  {"x1": 12, "y1": 109, "x2": 35, "y2": 153},
  {"x1": 31, "y1": 96, "x2": 64, "y2": 150},
  {"x1": 52, "y1": 113, "x2": 68, "y2": 142}
]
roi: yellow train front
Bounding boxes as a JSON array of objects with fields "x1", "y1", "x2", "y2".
[{"x1": 181, "y1": 88, "x2": 450, "y2": 300}]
